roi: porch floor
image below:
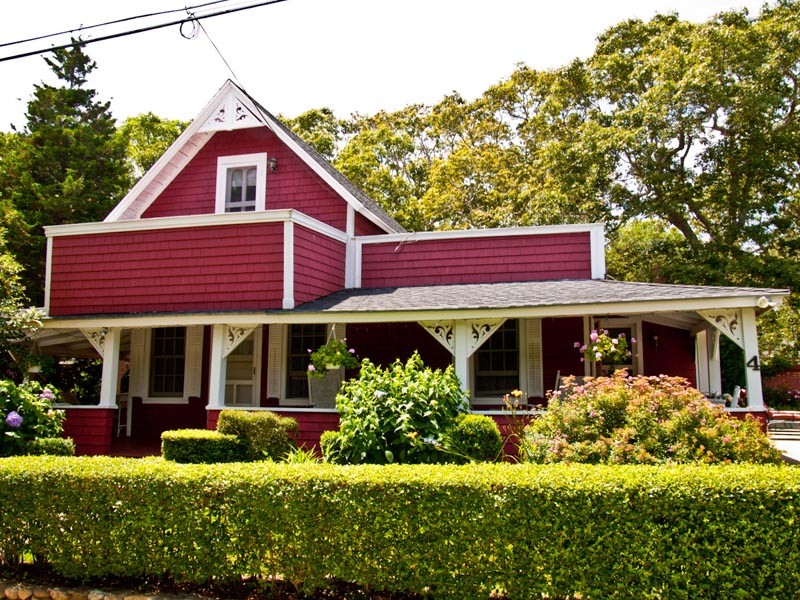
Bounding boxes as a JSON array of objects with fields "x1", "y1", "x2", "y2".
[{"x1": 110, "y1": 436, "x2": 162, "y2": 458}]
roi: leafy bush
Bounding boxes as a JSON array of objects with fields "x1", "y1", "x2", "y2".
[
  {"x1": 2, "y1": 459, "x2": 800, "y2": 599},
  {"x1": 322, "y1": 352, "x2": 468, "y2": 464},
  {"x1": 216, "y1": 410, "x2": 297, "y2": 461},
  {"x1": 161, "y1": 429, "x2": 242, "y2": 464},
  {"x1": 521, "y1": 372, "x2": 782, "y2": 464},
  {"x1": 441, "y1": 414, "x2": 502, "y2": 463},
  {"x1": 0, "y1": 380, "x2": 65, "y2": 456},
  {"x1": 21, "y1": 437, "x2": 74, "y2": 456}
]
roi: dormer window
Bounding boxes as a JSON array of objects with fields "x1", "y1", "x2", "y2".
[{"x1": 215, "y1": 153, "x2": 267, "y2": 213}]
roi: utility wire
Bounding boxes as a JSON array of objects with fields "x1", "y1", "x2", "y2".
[
  {"x1": 0, "y1": 0, "x2": 231, "y2": 49},
  {"x1": 0, "y1": 0, "x2": 289, "y2": 63},
  {"x1": 194, "y1": 18, "x2": 242, "y2": 86}
]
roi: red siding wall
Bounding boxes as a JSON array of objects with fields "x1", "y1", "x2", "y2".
[
  {"x1": 360, "y1": 232, "x2": 592, "y2": 287},
  {"x1": 294, "y1": 225, "x2": 345, "y2": 304},
  {"x1": 142, "y1": 129, "x2": 348, "y2": 230},
  {"x1": 355, "y1": 212, "x2": 388, "y2": 236},
  {"x1": 49, "y1": 222, "x2": 284, "y2": 315},
  {"x1": 346, "y1": 322, "x2": 453, "y2": 370},
  {"x1": 62, "y1": 407, "x2": 114, "y2": 456},
  {"x1": 541, "y1": 317, "x2": 586, "y2": 400},
  {"x1": 131, "y1": 396, "x2": 207, "y2": 439},
  {"x1": 642, "y1": 322, "x2": 696, "y2": 385}
]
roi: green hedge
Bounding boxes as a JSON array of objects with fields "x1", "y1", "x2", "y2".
[
  {"x1": 161, "y1": 430, "x2": 242, "y2": 463},
  {"x1": 1, "y1": 458, "x2": 800, "y2": 598},
  {"x1": 216, "y1": 410, "x2": 297, "y2": 461}
]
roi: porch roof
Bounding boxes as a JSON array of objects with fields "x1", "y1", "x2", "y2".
[
  {"x1": 295, "y1": 279, "x2": 788, "y2": 314},
  {"x1": 39, "y1": 279, "x2": 788, "y2": 332}
]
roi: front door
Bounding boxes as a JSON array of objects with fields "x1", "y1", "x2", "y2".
[{"x1": 225, "y1": 328, "x2": 261, "y2": 406}]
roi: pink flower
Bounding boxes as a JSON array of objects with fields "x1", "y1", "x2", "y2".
[
  {"x1": 348, "y1": 348, "x2": 355, "y2": 354},
  {"x1": 580, "y1": 344, "x2": 588, "y2": 352},
  {"x1": 307, "y1": 364, "x2": 316, "y2": 372},
  {"x1": 722, "y1": 436, "x2": 731, "y2": 443},
  {"x1": 573, "y1": 341, "x2": 581, "y2": 348},
  {"x1": 580, "y1": 357, "x2": 585, "y2": 363},
  {"x1": 630, "y1": 337, "x2": 637, "y2": 344},
  {"x1": 611, "y1": 339, "x2": 618, "y2": 345},
  {"x1": 595, "y1": 352, "x2": 603, "y2": 360},
  {"x1": 589, "y1": 331, "x2": 599, "y2": 343}
]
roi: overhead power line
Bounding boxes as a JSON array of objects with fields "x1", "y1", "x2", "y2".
[
  {"x1": 0, "y1": 0, "x2": 289, "y2": 63},
  {"x1": 0, "y1": 0, "x2": 231, "y2": 49}
]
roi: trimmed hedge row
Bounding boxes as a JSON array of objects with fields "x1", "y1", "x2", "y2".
[{"x1": 1, "y1": 458, "x2": 800, "y2": 598}]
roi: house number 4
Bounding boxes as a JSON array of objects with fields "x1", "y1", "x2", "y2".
[{"x1": 746, "y1": 355, "x2": 760, "y2": 371}]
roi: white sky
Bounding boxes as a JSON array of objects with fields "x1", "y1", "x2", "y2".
[{"x1": 0, "y1": 0, "x2": 767, "y2": 131}]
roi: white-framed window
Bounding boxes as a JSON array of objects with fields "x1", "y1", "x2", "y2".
[
  {"x1": 474, "y1": 320, "x2": 519, "y2": 396},
  {"x1": 592, "y1": 317, "x2": 643, "y2": 375},
  {"x1": 129, "y1": 326, "x2": 203, "y2": 404},
  {"x1": 286, "y1": 324, "x2": 327, "y2": 399},
  {"x1": 149, "y1": 326, "x2": 186, "y2": 397},
  {"x1": 215, "y1": 153, "x2": 267, "y2": 213}
]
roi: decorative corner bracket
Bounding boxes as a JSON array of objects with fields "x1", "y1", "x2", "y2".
[
  {"x1": 81, "y1": 328, "x2": 109, "y2": 358},
  {"x1": 698, "y1": 309, "x2": 743, "y2": 349},
  {"x1": 223, "y1": 325, "x2": 256, "y2": 358}
]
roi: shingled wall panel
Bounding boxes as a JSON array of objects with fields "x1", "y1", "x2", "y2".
[
  {"x1": 48, "y1": 222, "x2": 284, "y2": 315},
  {"x1": 293, "y1": 225, "x2": 346, "y2": 304},
  {"x1": 359, "y1": 232, "x2": 593, "y2": 287},
  {"x1": 142, "y1": 129, "x2": 348, "y2": 230}
]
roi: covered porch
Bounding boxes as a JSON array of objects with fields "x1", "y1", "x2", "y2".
[{"x1": 35, "y1": 279, "x2": 787, "y2": 455}]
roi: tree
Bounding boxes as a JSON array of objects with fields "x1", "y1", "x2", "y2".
[
  {"x1": 2, "y1": 40, "x2": 128, "y2": 304},
  {"x1": 117, "y1": 112, "x2": 188, "y2": 180}
]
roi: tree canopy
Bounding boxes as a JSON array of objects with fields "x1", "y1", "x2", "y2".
[{"x1": 0, "y1": 40, "x2": 128, "y2": 305}]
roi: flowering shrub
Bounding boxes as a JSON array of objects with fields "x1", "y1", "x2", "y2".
[
  {"x1": 321, "y1": 352, "x2": 468, "y2": 464},
  {"x1": 575, "y1": 329, "x2": 634, "y2": 368},
  {"x1": 0, "y1": 379, "x2": 66, "y2": 456},
  {"x1": 764, "y1": 387, "x2": 800, "y2": 410},
  {"x1": 521, "y1": 372, "x2": 781, "y2": 464},
  {"x1": 307, "y1": 337, "x2": 359, "y2": 378}
]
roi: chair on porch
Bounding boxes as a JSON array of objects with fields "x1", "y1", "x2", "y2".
[{"x1": 116, "y1": 395, "x2": 129, "y2": 437}]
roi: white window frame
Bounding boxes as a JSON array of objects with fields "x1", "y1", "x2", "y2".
[
  {"x1": 215, "y1": 153, "x2": 267, "y2": 214},
  {"x1": 592, "y1": 317, "x2": 644, "y2": 376},
  {"x1": 142, "y1": 327, "x2": 189, "y2": 405}
]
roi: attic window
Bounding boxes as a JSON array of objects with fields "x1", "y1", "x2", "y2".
[{"x1": 215, "y1": 153, "x2": 267, "y2": 213}]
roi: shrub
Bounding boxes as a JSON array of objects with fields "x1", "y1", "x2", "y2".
[
  {"x1": 322, "y1": 352, "x2": 468, "y2": 464},
  {"x1": 21, "y1": 437, "x2": 74, "y2": 456},
  {"x1": 161, "y1": 429, "x2": 243, "y2": 463},
  {"x1": 521, "y1": 372, "x2": 782, "y2": 464},
  {"x1": 2, "y1": 459, "x2": 800, "y2": 599},
  {"x1": 216, "y1": 410, "x2": 297, "y2": 461},
  {"x1": 441, "y1": 414, "x2": 502, "y2": 463},
  {"x1": 0, "y1": 380, "x2": 64, "y2": 456}
]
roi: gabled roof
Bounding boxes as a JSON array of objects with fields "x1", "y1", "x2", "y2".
[{"x1": 105, "y1": 80, "x2": 405, "y2": 233}]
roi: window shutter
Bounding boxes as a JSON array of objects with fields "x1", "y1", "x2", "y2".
[
  {"x1": 266, "y1": 324, "x2": 285, "y2": 400},
  {"x1": 185, "y1": 326, "x2": 204, "y2": 398},
  {"x1": 525, "y1": 318, "x2": 544, "y2": 398},
  {"x1": 129, "y1": 328, "x2": 147, "y2": 398}
]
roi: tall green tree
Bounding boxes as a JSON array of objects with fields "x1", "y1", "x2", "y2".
[
  {"x1": 2, "y1": 40, "x2": 128, "y2": 304},
  {"x1": 117, "y1": 112, "x2": 188, "y2": 180}
]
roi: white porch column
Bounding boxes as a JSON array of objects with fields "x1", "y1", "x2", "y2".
[
  {"x1": 98, "y1": 327, "x2": 121, "y2": 408},
  {"x1": 695, "y1": 329, "x2": 722, "y2": 396},
  {"x1": 741, "y1": 308, "x2": 764, "y2": 410},
  {"x1": 208, "y1": 324, "x2": 227, "y2": 410},
  {"x1": 453, "y1": 321, "x2": 469, "y2": 393}
]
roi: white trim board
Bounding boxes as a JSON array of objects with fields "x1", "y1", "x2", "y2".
[
  {"x1": 41, "y1": 294, "x2": 782, "y2": 330},
  {"x1": 356, "y1": 223, "x2": 604, "y2": 244},
  {"x1": 46, "y1": 209, "x2": 348, "y2": 243}
]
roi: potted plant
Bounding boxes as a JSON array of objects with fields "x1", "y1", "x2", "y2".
[
  {"x1": 307, "y1": 337, "x2": 359, "y2": 377},
  {"x1": 575, "y1": 329, "x2": 635, "y2": 374}
]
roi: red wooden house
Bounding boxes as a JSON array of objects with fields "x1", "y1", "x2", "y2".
[{"x1": 37, "y1": 81, "x2": 789, "y2": 455}]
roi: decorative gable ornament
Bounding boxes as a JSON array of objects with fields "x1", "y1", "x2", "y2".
[{"x1": 199, "y1": 93, "x2": 263, "y2": 132}]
